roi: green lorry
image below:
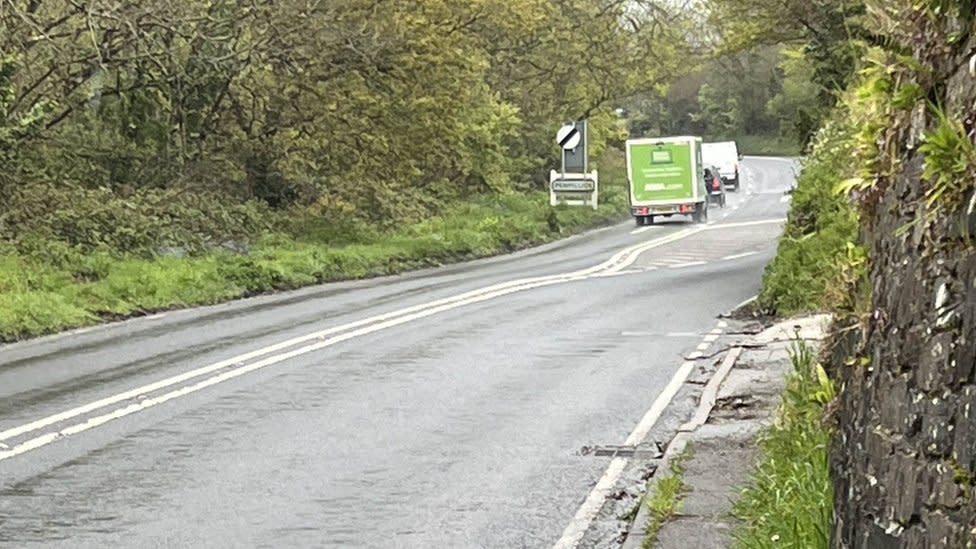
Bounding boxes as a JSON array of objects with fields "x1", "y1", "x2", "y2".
[{"x1": 626, "y1": 136, "x2": 709, "y2": 226}]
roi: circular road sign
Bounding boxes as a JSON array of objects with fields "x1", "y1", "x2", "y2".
[{"x1": 556, "y1": 124, "x2": 581, "y2": 150}]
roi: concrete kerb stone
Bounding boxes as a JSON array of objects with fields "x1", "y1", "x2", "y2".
[
  {"x1": 621, "y1": 432, "x2": 693, "y2": 547},
  {"x1": 621, "y1": 349, "x2": 742, "y2": 549},
  {"x1": 621, "y1": 314, "x2": 833, "y2": 549}
]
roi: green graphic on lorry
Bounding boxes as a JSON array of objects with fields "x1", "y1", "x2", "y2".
[{"x1": 629, "y1": 141, "x2": 695, "y2": 202}]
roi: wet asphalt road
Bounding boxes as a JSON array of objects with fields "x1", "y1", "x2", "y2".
[{"x1": 0, "y1": 158, "x2": 797, "y2": 548}]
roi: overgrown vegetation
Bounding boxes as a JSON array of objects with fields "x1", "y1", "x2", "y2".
[
  {"x1": 0, "y1": 150, "x2": 629, "y2": 342},
  {"x1": 920, "y1": 106, "x2": 976, "y2": 210},
  {"x1": 641, "y1": 447, "x2": 692, "y2": 549},
  {"x1": 735, "y1": 135, "x2": 803, "y2": 157},
  {"x1": 756, "y1": 115, "x2": 861, "y2": 315},
  {"x1": 732, "y1": 343, "x2": 835, "y2": 549},
  {"x1": 0, "y1": 1, "x2": 693, "y2": 341},
  {"x1": 737, "y1": 0, "x2": 976, "y2": 545}
]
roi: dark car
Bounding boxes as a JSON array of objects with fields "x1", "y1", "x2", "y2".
[{"x1": 704, "y1": 166, "x2": 726, "y2": 208}]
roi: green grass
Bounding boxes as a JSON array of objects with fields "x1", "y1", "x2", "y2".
[
  {"x1": 735, "y1": 135, "x2": 803, "y2": 157},
  {"x1": 732, "y1": 343, "x2": 834, "y2": 549},
  {"x1": 0, "y1": 151, "x2": 630, "y2": 342},
  {"x1": 641, "y1": 447, "x2": 693, "y2": 549},
  {"x1": 756, "y1": 119, "x2": 861, "y2": 315}
]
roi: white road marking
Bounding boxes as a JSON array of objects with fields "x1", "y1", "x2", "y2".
[
  {"x1": 592, "y1": 270, "x2": 643, "y2": 278},
  {"x1": 629, "y1": 226, "x2": 653, "y2": 235},
  {"x1": 554, "y1": 322, "x2": 728, "y2": 549},
  {"x1": 0, "y1": 273, "x2": 588, "y2": 462},
  {"x1": 742, "y1": 155, "x2": 797, "y2": 162},
  {"x1": 0, "y1": 220, "x2": 783, "y2": 462},
  {"x1": 722, "y1": 251, "x2": 758, "y2": 261},
  {"x1": 0, "y1": 226, "x2": 711, "y2": 458},
  {"x1": 696, "y1": 342, "x2": 710, "y2": 351},
  {"x1": 621, "y1": 331, "x2": 699, "y2": 337},
  {"x1": 624, "y1": 360, "x2": 701, "y2": 447},
  {"x1": 712, "y1": 218, "x2": 784, "y2": 229},
  {"x1": 703, "y1": 334, "x2": 719, "y2": 343},
  {"x1": 656, "y1": 257, "x2": 697, "y2": 265},
  {"x1": 668, "y1": 261, "x2": 706, "y2": 269},
  {"x1": 734, "y1": 295, "x2": 758, "y2": 309},
  {"x1": 780, "y1": 195, "x2": 791, "y2": 203}
]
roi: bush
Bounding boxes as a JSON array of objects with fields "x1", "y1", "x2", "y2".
[
  {"x1": 757, "y1": 118, "x2": 861, "y2": 314},
  {"x1": 0, "y1": 148, "x2": 632, "y2": 342},
  {"x1": 0, "y1": 183, "x2": 272, "y2": 257}
]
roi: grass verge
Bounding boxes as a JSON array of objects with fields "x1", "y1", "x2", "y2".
[
  {"x1": 641, "y1": 446, "x2": 693, "y2": 549},
  {"x1": 756, "y1": 117, "x2": 861, "y2": 315},
  {"x1": 735, "y1": 135, "x2": 803, "y2": 157},
  {"x1": 0, "y1": 152, "x2": 630, "y2": 343},
  {"x1": 731, "y1": 342, "x2": 834, "y2": 549}
]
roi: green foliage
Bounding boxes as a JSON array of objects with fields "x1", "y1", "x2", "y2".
[
  {"x1": 0, "y1": 184, "x2": 272, "y2": 257},
  {"x1": 732, "y1": 342, "x2": 834, "y2": 549},
  {"x1": 641, "y1": 447, "x2": 693, "y2": 549},
  {"x1": 693, "y1": 83, "x2": 742, "y2": 137},
  {"x1": 0, "y1": 0, "x2": 678, "y2": 222},
  {"x1": 766, "y1": 48, "x2": 828, "y2": 146},
  {"x1": 758, "y1": 117, "x2": 861, "y2": 314},
  {"x1": 736, "y1": 135, "x2": 804, "y2": 157},
  {"x1": 919, "y1": 106, "x2": 976, "y2": 209},
  {"x1": 0, "y1": 149, "x2": 630, "y2": 342},
  {"x1": 624, "y1": 47, "x2": 784, "y2": 141}
]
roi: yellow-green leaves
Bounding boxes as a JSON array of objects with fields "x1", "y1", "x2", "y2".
[{"x1": 919, "y1": 107, "x2": 976, "y2": 209}]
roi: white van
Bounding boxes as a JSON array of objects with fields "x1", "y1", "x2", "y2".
[{"x1": 702, "y1": 141, "x2": 741, "y2": 191}]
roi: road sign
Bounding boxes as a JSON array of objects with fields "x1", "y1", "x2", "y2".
[
  {"x1": 560, "y1": 121, "x2": 587, "y2": 174},
  {"x1": 551, "y1": 178, "x2": 596, "y2": 192},
  {"x1": 550, "y1": 170, "x2": 599, "y2": 210},
  {"x1": 556, "y1": 124, "x2": 581, "y2": 150}
]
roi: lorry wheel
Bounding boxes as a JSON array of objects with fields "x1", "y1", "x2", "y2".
[
  {"x1": 635, "y1": 216, "x2": 645, "y2": 226},
  {"x1": 733, "y1": 177, "x2": 740, "y2": 192},
  {"x1": 647, "y1": 215, "x2": 655, "y2": 225},
  {"x1": 693, "y1": 204, "x2": 708, "y2": 224}
]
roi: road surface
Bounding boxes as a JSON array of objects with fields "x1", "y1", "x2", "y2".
[{"x1": 0, "y1": 157, "x2": 797, "y2": 548}]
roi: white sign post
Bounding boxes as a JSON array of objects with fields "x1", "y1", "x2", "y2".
[{"x1": 550, "y1": 121, "x2": 598, "y2": 209}]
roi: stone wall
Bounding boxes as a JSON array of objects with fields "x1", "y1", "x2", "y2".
[{"x1": 830, "y1": 10, "x2": 976, "y2": 549}]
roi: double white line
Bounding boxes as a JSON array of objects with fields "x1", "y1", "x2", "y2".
[{"x1": 0, "y1": 226, "x2": 713, "y2": 463}]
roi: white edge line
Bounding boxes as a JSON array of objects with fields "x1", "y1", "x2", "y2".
[
  {"x1": 668, "y1": 261, "x2": 707, "y2": 269},
  {"x1": 552, "y1": 361, "x2": 699, "y2": 549},
  {"x1": 706, "y1": 218, "x2": 784, "y2": 230},
  {"x1": 0, "y1": 274, "x2": 577, "y2": 462},
  {"x1": 554, "y1": 321, "x2": 728, "y2": 548},
  {"x1": 721, "y1": 252, "x2": 759, "y2": 261},
  {"x1": 0, "y1": 226, "x2": 708, "y2": 452},
  {"x1": 734, "y1": 295, "x2": 758, "y2": 309}
]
